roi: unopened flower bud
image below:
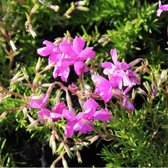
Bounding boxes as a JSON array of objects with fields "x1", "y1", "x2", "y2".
[
  {"x1": 35, "y1": 58, "x2": 42, "y2": 72},
  {"x1": 75, "y1": 1, "x2": 87, "y2": 6},
  {"x1": 0, "y1": 112, "x2": 7, "y2": 122},
  {"x1": 11, "y1": 71, "x2": 23, "y2": 83},
  {"x1": 65, "y1": 89, "x2": 72, "y2": 109},
  {"x1": 76, "y1": 6, "x2": 89, "y2": 11},
  {"x1": 62, "y1": 156, "x2": 69, "y2": 168},
  {"x1": 76, "y1": 150, "x2": 82, "y2": 163},
  {"x1": 49, "y1": 131, "x2": 56, "y2": 154},
  {"x1": 55, "y1": 89, "x2": 61, "y2": 104},
  {"x1": 40, "y1": 63, "x2": 55, "y2": 74},
  {"x1": 33, "y1": 74, "x2": 40, "y2": 85},
  {"x1": 63, "y1": 143, "x2": 72, "y2": 158},
  {"x1": 56, "y1": 142, "x2": 64, "y2": 153},
  {"x1": 9, "y1": 40, "x2": 17, "y2": 51},
  {"x1": 27, "y1": 120, "x2": 38, "y2": 129},
  {"x1": 49, "y1": 5, "x2": 59, "y2": 12}
]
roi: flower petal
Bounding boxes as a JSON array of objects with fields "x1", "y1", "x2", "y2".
[
  {"x1": 74, "y1": 61, "x2": 85, "y2": 76},
  {"x1": 94, "y1": 109, "x2": 111, "y2": 122},
  {"x1": 38, "y1": 108, "x2": 51, "y2": 121},
  {"x1": 29, "y1": 93, "x2": 47, "y2": 109},
  {"x1": 62, "y1": 109, "x2": 75, "y2": 121},
  {"x1": 92, "y1": 75, "x2": 113, "y2": 103},
  {"x1": 79, "y1": 47, "x2": 95, "y2": 60},
  {"x1": 73, "y1": 37, "x2": 85, "y2": 54},
  {"x1": 60, "y1": 66, "x2": 70, "y2": 82},
  {"x1": 37, "y1": 40, "x2": 58, "y2": 57},
  {"x1": 65, "y1": 121, "x2": 76, "y2": 137},
  {"x1": 59, "y1": 41, "x2": 77, "y2": 58},
  {"x1": 37, "y1": 47, "x2": 51, "y2": 57},
  {"x1": 52, "y1": 102, "x2": 67, "y2": 114},
  {"x1": 110, "y1": 48, "x2": 118, "y2": 65},
  {"x1": 83, "y1": 98, "x2": 99, "y2": 112},
  {"x1": 102, "y1": 62, "x2": 115, "y2": 75},
  {"x1": 73, "y1": 120, "x2": 93, "y2": 134}
]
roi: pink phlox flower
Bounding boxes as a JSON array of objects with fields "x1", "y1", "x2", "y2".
[
  {"x1": 110, "y1": 49, "x2": 130, "y2": 71},
  {"x1": 37, "y1": 40, "x2": 71, "y2": 81},
  {"x1": 64, "y1": 98, "x2": 111, "y2": 137},
  {"x1": 37, "y1": 102, "x2": 67, "y2": 122},
  {"x1": 59, "y1": 37, "x2": 95, "y2": 76},
  {"x1": 63, "y1": 108, "x2": 94, "y2": 137},
  {"x1": 92, "y1": 75, "x2": 114, "y2": 103},
  {"x1": 101, "y1": 49, "x2": 133, "y2": 89},
  {"x1": 53, "y1": 61, "x2": 70, "y2": 81},
  {"x1": 101, "y1": 49, "x2": 140, "y2": 91},
  {"x1": 59, "y1": 37, "x2": 95, "y2": 61},
  {"x1": 157, "y1": 0, "x2": 168, "y2": 16},
  {"x1": 37, "y1": 37, "x2": 95, "y2": 81},
  {"x1": 101, "y1": 49, "x2": 130, "y2": 74},
  {"x1": 102, "y1": 62, "x2": 131, "y2": 89},
  {"x1": 37, "y1": 40, "x2": 61, "y2": 64},
  {"x1": 29, "y1": 93, "x2": 48, "y2": 109},
  {"x1": 51, "y1": 102, "x2": 67, "y2": 121}
]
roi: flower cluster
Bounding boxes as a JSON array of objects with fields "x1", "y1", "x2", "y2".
[
  {"x1": 29, "y1": 95, "x2": 110, "y2": 137},
  {"x1": 29, "y1": 36, "x2": 141, "y2": 137},
  {"x1": 91, "y1": 49, "x2": 140, "y2": 110},
  {"x1": 37, "y1": 37, "x2": 95, "y2": 81}
]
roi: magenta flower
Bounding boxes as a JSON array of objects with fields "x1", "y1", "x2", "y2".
[
  {"x1": 37, "y1": 102, "x2": 67, "y2": 122},
  {"x1": 63, "y1": 108, "x2": 94, "y2": 137},
  {"x1": 59, "y1": 37, "x2": 95, "y2": 76},
  {"x1": 37, "y1": 40, "x2": 61, "y2": 64},
  {"x1": 102, "y1": 49, "x2": 133, "y2": 88},
  {"x1": 53, "y1": 61, "x2": 71, "y2": 82},
  {"x1": 109, "y1": 49, "x2": 130, "y2": 70},
  {"x1": 157, "y1": 0, "x2": 168, "y2": 16},
  {"x1": 59, "y1": 37, "x2": 95, "y2": 62},
  {"x1": 92, "y1": 49, "x2": 140, "y2": 106},
  {"x1": 64, "y1": 98, "x2": 111, "y2": 137},
  {"x1": 37, "y1": 37, "x2": 95, "y2": 82},
  {"x1": 102, "y1": 49, "x2": 133, "y2": 90},
  {"x1": 29, "y1": 93, "x2": 49, "y2": 109},
  {"x1": 92, "y1": 75, "x2": 114, "y2": 103}
]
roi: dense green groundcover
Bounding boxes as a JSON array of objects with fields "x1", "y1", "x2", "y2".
[{"x1": 0, "y1": 0, "x2": 168, "y2": 167}]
